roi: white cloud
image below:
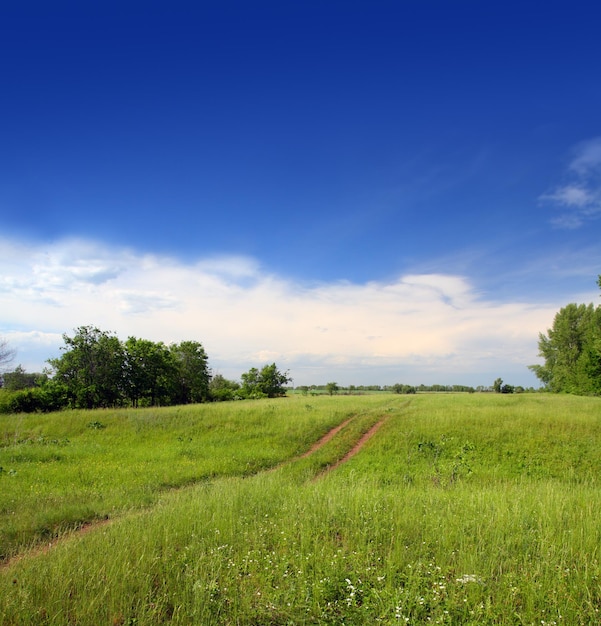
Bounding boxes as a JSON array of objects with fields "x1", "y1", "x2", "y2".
[
  {"x1": 544, "y1": 185, "x2": 592, "y2": 208},
  {"x1": 0, "y1": 237, "x2": 563, "y2": 386},
  {"x1": 569, "y1": 137, "x2": 601, "y2": 177},
  {"x1": 116, "y1": 291, "x2": 181, "y2": 315},
  {"x1": 542, "y1": 137, "x2": 601, "y2": 228},
  {"x1": 1, "y1": 329, "x2": 64, "y2": 372}
]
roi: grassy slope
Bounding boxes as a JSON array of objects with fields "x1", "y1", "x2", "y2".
[
  {"x1": 0, "y1": 395, "x2": 391, "y2": 559},
  {"x1": 1, "y1": 393, "x2": 601, "y2": 625}
]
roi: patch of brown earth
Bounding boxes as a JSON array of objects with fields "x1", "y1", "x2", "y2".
[
  {"x1": 1, "y1": 518, "x2": 112, "y2": 571},
  {"x1": 298, "y1": 416, "x2": 355, "y2": 458},
  {"x1": 312, "y1": 415, "x2": 388, "y2": 480}
]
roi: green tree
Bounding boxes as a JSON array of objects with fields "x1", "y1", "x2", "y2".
[
  {"x1": 123, "y1": 337, "x2": 175, "y2": 407},
  {"x1": 258, "y1": 363, "x2": 291, "y2": 397},
  {"x1": 170, "y1": 341, "x2": 210, "y2": 404},
  {"x1": 392, "y1": 383, "x2": 416, "y2": 394},
  {"x1": 240, "y1": 367, "x2": 263, "y2": 398},
  {"x1": 493, "y1": 378, "x2": 503, "y2": 393},
  {"x1": 209, "y1": 374, "x2": 240, "y2": 401},
  {"x1": 2, "y1": 365, "x2": 45, "y2": 391},
  {"x1": 48, "y1": 326, "x2": 125, "y2": 408},
  {"x1": 326, "y1": 381, "x2": 339, "y2": 395},
  {"x1": 529, "y1": 300, "x2": 601, "y2": 395},
  {"x1": 240, "y1": 363, "x2": 291, "y2": 399}
]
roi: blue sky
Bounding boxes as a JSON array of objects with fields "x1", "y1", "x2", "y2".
[{"x1": 1, "y1": 1, "x2": 601, "y2": 387}]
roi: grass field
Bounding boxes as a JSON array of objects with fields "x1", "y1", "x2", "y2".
[{"x1": 1, "y1": 393, "x2": 600, "y2": 624}]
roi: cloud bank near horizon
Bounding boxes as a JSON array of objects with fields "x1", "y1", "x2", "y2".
[{"x1": 0, "y1": 237, "x2": 571, "y2": 386}]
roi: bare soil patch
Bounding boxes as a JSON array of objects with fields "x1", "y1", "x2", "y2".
[
  {"x1": 312, "y1": 415, "x2": 389, "y2": 480},
  {"x1": 1, "y1": 518, "x2": 112, "y2": 571},
  {"x1": 298, "y1": 417, "x2": 355, "y2": 458}
]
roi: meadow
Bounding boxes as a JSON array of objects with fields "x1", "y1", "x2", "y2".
[{"x1": 1, "y1": 393, "x2": 600, "y2": 624}]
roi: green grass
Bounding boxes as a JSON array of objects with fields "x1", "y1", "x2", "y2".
[
  {"x1": 0, "y1": 395, "x2": 393, "y2": 560},
  {"x1": 1, "y1": 393, "x2": 601, "y2": 624}
]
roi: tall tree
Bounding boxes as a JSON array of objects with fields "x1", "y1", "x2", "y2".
[
  {"x1": 258, "y1": 363, "x2": 291, "y2": 398},
  {"x1": 123, "y1": 337, "x2": 175, "y2": 407},
  {"x1": 48, "y1": 326, "x2": 125, "y2": 408},
  {"x1": 530, "y1": 300, "x2": 601, "y2": 395},
  {"x1": 241, "y1": 363, "x2": 291, "y2": 398},
  {"x1": 240, "y1": 367, "x2": 263, "y2": 398},
  {"x1": 170, "y1": 340, "x2": 210, "y2": 404}
]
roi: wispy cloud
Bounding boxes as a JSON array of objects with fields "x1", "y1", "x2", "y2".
[
  {"x1": 542, "y1": 137, "x2": 601, "y2": 229},
  {"x1": 0, "y1": 237, "x2": 563, "y2": 386}
]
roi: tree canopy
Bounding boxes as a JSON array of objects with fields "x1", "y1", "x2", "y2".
[
  {"x1": 49, "y1": 326, "x2": 125, "y2": 409},
  {"x1": 240, "y1": 363, "x2": 291, "y2": 398},
  {"x1": 1, "y1": 365, "x2": 46, "y2": 391},
  {"x1": 529, "y1": 277, "x2": 601, "y2": 395},
  {"x1": 1, "y1": 326, "x2": 294, "y2": 412},
  {"x1": 47, "y1": 326, "x2": 212, "y2": 409},
  {"x1": 325, "y1": 382, "x2": 339, "y2": 395}
]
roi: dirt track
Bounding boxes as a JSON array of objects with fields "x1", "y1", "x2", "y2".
[
  {"x1": 1, "y1": 412, "x2": 388, "y2": 569},
  {"x1": 311, "y1": 414, "x2": 388, "y2": 479},
  {"x1": 298, "y1": 416, "x2": 355, "y2": 458}
]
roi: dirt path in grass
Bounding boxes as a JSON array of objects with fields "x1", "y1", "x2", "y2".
[
  {"x1": 312, "y1": 414, "x2": 389, "y2": 480},
  {"x1": 0, "y1": 518, "x2": 113, "y2": 571},
  {"x1": 0, "y1": 414, "x2": 384, "y2": 570},
  {"x1": 298, "y1": 416, "x2": 355, "y2": 458}
]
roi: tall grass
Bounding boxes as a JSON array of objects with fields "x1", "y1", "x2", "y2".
[
  {"x1": 1, "y1": 393, "x2": 601, "y2": 624},
  {"x1": 0, "y1": 395, "x2": 390, "y2": 559}
]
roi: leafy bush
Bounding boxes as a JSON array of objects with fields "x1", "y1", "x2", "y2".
[{"x1": 0, "y1": 383, "x2": 69, "y2": 413}]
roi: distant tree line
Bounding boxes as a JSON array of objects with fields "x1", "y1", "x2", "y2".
[
  {"x1": 0, "y1": 326, "x2": 290, "y2": 413},
  {"x1": 1, "y1": 365, "x2": 47, "y2": 391},
  {"x1": 529, "y1": 276, "x2": 601, "y2": 395},
  {"x1": 12, "y1": 283, "x2": 597, "y2": 414},
  {"x1": 492, "y1": 378, "x2": 517, "y2": 394},
  {"x1": 293, "y1": 382, "x2": 532, "y2": 395}
]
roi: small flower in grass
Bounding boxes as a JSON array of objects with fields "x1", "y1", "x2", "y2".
[
  {"x1": 455, "y1": 574, "x2": 483, "y2": 584},
  {"x1": 345, "y1": 578, "x2": 356, "y2": 606},
  {"x1": 394, "y1": 606, "x2": 410, "y2": 623}
]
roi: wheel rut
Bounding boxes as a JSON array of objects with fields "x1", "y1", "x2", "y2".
[
  {"x1": 298, "y1": 416, "x2": 355, "y2": 458},
  {"x1": 311, "y1": 413, "x2": 389, "y2": 480},
  {"x1": 1, "y1": 405, "x2": 401, "y2": 570}
]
